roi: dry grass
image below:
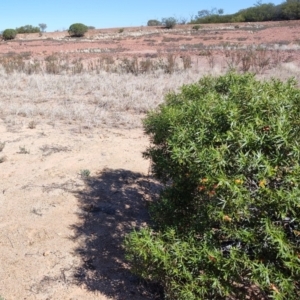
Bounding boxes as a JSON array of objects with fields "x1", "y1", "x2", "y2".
[
  {"x1": 0, "y1": 52, "x2": 299, "y2": 131},
  {"x1": 0, "y1": 64, "x2": 208, "y2": 129},
  {"x1": 0, "y1": 141, "x2": 5, "y2": 152}
]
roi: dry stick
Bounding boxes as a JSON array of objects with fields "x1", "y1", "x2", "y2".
[{"x1": 6, "y1": 235, "x2": 14, "y2": 248}]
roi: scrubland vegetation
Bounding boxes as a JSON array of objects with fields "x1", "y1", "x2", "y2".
[
  {"x1": 191, "y1": 0, "x2": 300, "y2": 25},
  {"x1": 1, "y1": 18, "x2": 300, "y2": 299},
  {"x1": 68, "y1": 23, "x2": 88, "y2": 37},
  {"x1": 125, "y1": 72, "x2": 300, "y2": 299},
  {"x1": 148, "y1": 1, "x2": 300, "y2": 29}
]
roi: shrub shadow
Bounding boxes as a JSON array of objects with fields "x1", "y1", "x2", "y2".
[{"x1": 71, "y1": 168, "x2": 163, "y2": 299}]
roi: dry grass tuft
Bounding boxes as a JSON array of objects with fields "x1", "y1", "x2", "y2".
[
  {"x1": 0, "y1": 142, "x2": 5, "y2": 152},
  {"x1": 0, "y1": 155, "x2": 7, "y2": 163}
]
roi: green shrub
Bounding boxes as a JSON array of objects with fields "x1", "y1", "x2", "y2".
[
  {"x1": 162, "y1": 17, "x2": 177, "y2": 29},
  {"x1": 68, "y1": 23, "x2": 88, "y2": 37},
  {"x1": 147, "y1": 19, "x2": 162, "y2": 26},
  {"x1": 16, "y1": 25, "x2": 40, "y2": 34},
  {"x1": 2, "y1": 29, "x2": 17, "y2": 40},
  {"x1": 125, "y1": 72, "x2": 300, "y2": 299}
]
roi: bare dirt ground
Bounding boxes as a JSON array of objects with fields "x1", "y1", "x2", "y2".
[
  {"x1": 1, "y1": 21, "x2": 300, "y2": 300},
  {"x1": 0, "y1": 123, "x2": 163, "y2": 300},
  {"x1": 1, "y1": 21, "x2": 300, "y2": 60}
]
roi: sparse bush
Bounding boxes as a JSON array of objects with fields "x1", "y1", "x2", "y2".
[
  {"x1": 0, "y1": 141, "x2": 5, "y2": 152},
  {"x1": 18, "y1": 146, "x2": 30, "y2": 154},
  {"x1": 68, "y1": 23, "x2": 88, "y2": 37},
  {"x1": 139, "y1": 58, "x2": 154, "y2": 73},
  {"x1": 2, "y1": 29, "x2": 17, "y2": 40},
  {"x1": 80, "y1": 169, "x2": 90, "y2": 178},
  {"x1": 0, "y1": 156, "x2": 7, "y2": 163},
  {"x1": 162, "y1": 17, "x2": 177, "y2": 29},
  {"x1": 192, "y1": 25, "x2": 201, "y2": 31},
  {"x1": 118, "y1": 28, "x2": 124, "y2": 33},
  {"x1": 120, "y1": 57, "x2": 139, "y2": 75},
  {"x1": 38, "y1": 23, "x2": 47, "y2": 32},
  {"x1": 181, "y1": 55, "x2": 192, "y2": 70},
  {"x1": 165, "y1": 54, "x2": 177, "y2": 73},
  {"x1": 125, "y1": 72, "x2": 300, "y2": 299},
  {"x1": 177, "y1": 17, "x2": 188, "y2": 25},
  {"x1": 28, "y1": 120, "x2": 37, "y2": 129},
  {"x1": 72, "y1": 58, "x2": 84, "y2": 74},
  {"x1": 147, "y1": 19, "x2": 162, "y2": 26}
]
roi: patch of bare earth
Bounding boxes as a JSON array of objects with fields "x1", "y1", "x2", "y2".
[
  {"x1": 1, "y1": 20, "x2": 300, "y2": 300},
  {"x1": 0, "y1": 122, "x2": 162, "y2": 300},
  {"x1": 1, "y1": 21, "x2": 300, "y2": 59}
]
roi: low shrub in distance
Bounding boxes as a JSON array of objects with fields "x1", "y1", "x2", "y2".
[
  {"x1": 68, "y1": 23, "x2": 88, "y2": 37},
  {"x1": 3, "y1": 29, "x2": 17, "y2": 40},
  {"x1": 125, "y1": 72, "x2": 300, "y2": 299},
  {"x1": 192, "y1": 25, "x2": 201, "y2": 31},
  {"x1": 162, "y1": 17, "x2": 177, "y2": 29},
  {"x1": 16, "y1": 25, "x2": 40, "y2": 34},
  {"x1": 147, "y1": 19, "x2": 162, "y2": 26}
]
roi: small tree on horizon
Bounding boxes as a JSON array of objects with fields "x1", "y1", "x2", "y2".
[
  {"x1": 38, "y1": 23, "x2": 47, "y2": 32},
  {"x1": 147, "y1": 19, "x2": 162, "y2": 26},
  {"x1": 162, "y1": 17, "x2": 177, "y2": 29},
  {"x1": 68, "y1": 23, "x2": 88, "y2": 37}
]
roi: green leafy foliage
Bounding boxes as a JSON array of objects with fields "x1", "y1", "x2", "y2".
[
  {"x1": 147, "y1": 19, "x2": 162, "y2": 26},
  {"x1": 68, "y1": 23, "x2": 88, "y2": 37},
  {"x1": 16, "y1": 25, "x2": 40, "y2": 34},
  {"x1": 38, "y1": 23, "x2": 47, "y2": 32},
  {"x1": 190, "y1": 1, "x2": 300, "y2": 24},
  {"x1": 192, "y1": 25, "x2": 201, "y2": 31},
  {"x1": 162, "y1": 17, "x2": 177, "y2": 29},
  {"x1": 282, "y1": 0, "x2": 300, "y2": 20},
  {"x1": 2, "y1": 29, "x2": 17, "y2": 40},
  {"x1": 125, "y1": 73, "x2": 300, "y2": 299}
]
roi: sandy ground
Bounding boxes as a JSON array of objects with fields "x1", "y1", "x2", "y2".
[
  {"x1": 0, "y1": 121, "x2": 162, "y2": 300},
  {"x1": 1, "y1": 20, "x2": 300, "y2": 300}
]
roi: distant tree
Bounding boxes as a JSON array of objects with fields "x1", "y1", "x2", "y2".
[
  {"x1": 38, "y1": 23, "x2": 47, "y2": 32},
  {"x1": 2, "y1": 29, "x2": 17, "y2": 40},
  {"x1": 147, "y1": 19, "x2": 162, "y2": 26},
  {"x1": 198, "y1": 7, "x2": 224, "y2": 18},
  {"x1": 162, "y1": 17, "x2": 177, "y2": 29},
  {"x1": 16, "y1": 25, "x2": 40, "y2": 34},
  {"x1": 68, "y1": 23, "x2": 88, "y2": 37},
  {"x1": 217, "y1": 8, "x2": 224, "y2": 15},
  {"x1": 197, "y1": 9, "x2": 210, "y2": 18},
  {"x1": 241, "y1": 3, "x2": 276, "y2": 22},
  {"x1": 88, "y1": 26, "x2": 95, "y2": 30},
  {"x1": 282, "y1": 0, "x2": 300, "y2": 19},
  {"x1": 190, "y1": 1, "x2": 300, "y2": 24},
  {"x1": 177, "y1": 17, "x2": 188, "y2": 25}
]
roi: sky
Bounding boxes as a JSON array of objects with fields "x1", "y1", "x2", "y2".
[{"x1": 0, "y1": 0, "x2": 284, "y2": 32}]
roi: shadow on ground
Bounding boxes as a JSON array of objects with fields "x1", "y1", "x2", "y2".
[{"x1": 71, "y1": 168, "x2": 163, "y2": 299}]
